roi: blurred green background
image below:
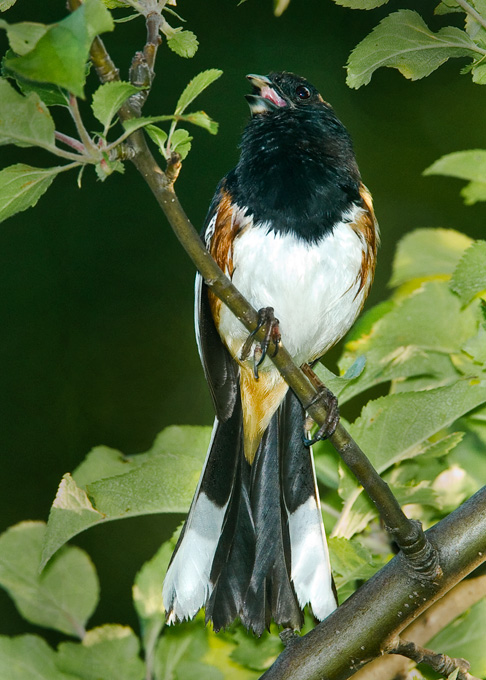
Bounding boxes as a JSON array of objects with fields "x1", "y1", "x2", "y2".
[{"x1": 1, "y1": 0, "x2": 485, "y2": 639}]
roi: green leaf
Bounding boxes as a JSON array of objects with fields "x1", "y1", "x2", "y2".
[
  {"x1": 180, "y1": 111, "x2": 218, "y2": 134},
  {"x1": 424, "y1": 150, "x2": 486, "y2": 205},
  {"x1": 133, "y1": 539, "x2": 174, "y2": 652},
  {"x1": 167, "y1": 29, "x2": 198, "y2": 58},
  {"x1": 450, "y1": 240, "x2": 486, "y2": 305},
  {"x1": 170, "y1": 128, "x2": 192, "y2": 160},
  {"x1": 329, "y1": 537, "x2": 382, "y2": 591},
  {"x1": 92, "y1": 80, "x2": 143, "y2": 130},
  {"x1": 175, "y1": 69, "x2": 223, "y2": 115},
  {"x1": 0, "y1": 635, "x2": 77, "y2": 680},
  {"x1": 390, "y1": 228, "x2": 473, "y2": 288},
  {"x1": 230, "y1": 629, "x2": 283, "y2": 672},
  {"x1": 0, "y1": 164, "x2": 62, "y2": 224},
  {"x1": 57, "y1": 625, "x2": 145, "y2": 680},
  {"x1": 0, "y1": 78, "x2": 55, "y2": 147},
  {"x1": 3, "y1": 0, "x2": 114, "y2": 97},
  {"x1": 0, "y1": 19, "x2": 47, "y2": 55},
  {"x1": 428, "y1": 600, "x2": 486, "y2": 676},
  {"x1": 334, "y1": 379, "x2": 486, "y2": 538},
  {"x1": 43, "y1": 426, "x2": 211, "y2": 566},
  {"x1": 347, "y1": 10, "x2": 480, "y2": 88},
  {"x1": 332, "y1": 0, "x2": 389, "y2": 7},
  {"x1": 0, "y1": 521, "x2": 98, "y2": 636},
  {"x1": 154, "y1": 620, "x2": 223, "y2": 680},
  {"x1": 145, "y1": 124, "x2": 169, "y2": 157},
  {"x1": 435, "y1": 0, "x2": 462, "y2": 15},
  {"x1": 333, "y1": 281, "x2": 477, "y2": 404},
  {"x1": 0, "y1": 0, "x2": 17, "y2": 9},
  {"x1": 463, "y1": 326, "x2": 486, "y2": 365},
  {"x1": 273, "y1": 0, "x2": 291, "y2": 16}
]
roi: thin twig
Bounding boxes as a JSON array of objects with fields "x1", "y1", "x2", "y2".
[
  {"x1": 54, "y1": 131, "x2": 85, "y2": 153},
  {"x1": 456, "y1": 0, "x2": 486, "y2": 32},
  {"x1": 388, "y1": 637, "x2": 480, "y2": 680}
]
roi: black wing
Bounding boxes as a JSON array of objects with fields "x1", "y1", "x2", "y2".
[{"x1": 195, "y1": 180, "x2": 239, "y2": 422}]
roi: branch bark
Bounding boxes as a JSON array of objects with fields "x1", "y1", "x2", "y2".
[
  {"x1": 351, "y1": 573, "x2": 486, "y2": 680},
  {"x1": 261, "y1": 487, "x2": 486, "y2": 680}
]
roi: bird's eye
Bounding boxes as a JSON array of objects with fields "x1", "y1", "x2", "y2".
[{"x1": 296, "y1": 85, "x2": 311, "y2": 100}]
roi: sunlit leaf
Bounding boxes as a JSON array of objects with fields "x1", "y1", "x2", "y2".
[
  {"x1": 450, "y1": 240, "x2": 486, "y2": 305},
  {"x1": 167, "y1": 29, "x2": 198, "y2": 58},
  {"x1": 347, "y1": 10, "x2": 479, "y2": 88},
  {"x1": 0, "y1": 19, "x2": 47, "y2": 55},
  {"x1": 0, "y1": 636, "x2": 76, "y2": 680},
  {"x1": 424, "y1": 150, "x2": 486, "y2": 205},
  {"x1": 174, "y1": 69, "x2": 223, "y2": 115},
  {"x1": 0, "y1": 78, "x2": 55, "y2": 148},
  {"x1": 92, "y1": 80, "x2": 144, "y2": 129}
]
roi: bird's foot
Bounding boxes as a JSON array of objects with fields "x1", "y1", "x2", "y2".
[
  {"x1": 301, "y1": 364, "x2": 340, "y2": 445},
  {"x1": 240, "y1": 307, "x2": 281, "y2": 380}
]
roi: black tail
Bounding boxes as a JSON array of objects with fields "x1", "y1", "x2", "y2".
[{"x1": 163, "y1": 390, "x2": 336, "y2": 634}]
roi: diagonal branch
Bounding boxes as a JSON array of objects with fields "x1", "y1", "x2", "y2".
[
  {"x1": 387, "y1": 637, "x2": 479, "y2": 680},
  {"x1": 261, "y1": 488, "x2": 486, "y2": 680}
]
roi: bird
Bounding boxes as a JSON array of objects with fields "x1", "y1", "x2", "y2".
[{"x1": 162, "y1": 71, "x2": 379, "y2": 635}]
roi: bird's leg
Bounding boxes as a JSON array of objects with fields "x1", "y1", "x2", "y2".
[
  {"x1": 240, "y1": 307, "x2": 281, "y2": 380},
  {"x1": 301, "y1": 363, "x2": 340, "y2": 445}
]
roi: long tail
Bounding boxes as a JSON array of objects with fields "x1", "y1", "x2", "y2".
[{"x1": 162, "y1": 390, "x2": 337, "y2": 635}]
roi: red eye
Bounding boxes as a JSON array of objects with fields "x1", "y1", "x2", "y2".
[{"x1": 296, "y1": 85, "x2": 311, "y2": 100}]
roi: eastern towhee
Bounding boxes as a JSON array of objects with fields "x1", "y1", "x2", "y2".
[{"x1": 163, "y1": 72, "x2": 379, "y2": 635}]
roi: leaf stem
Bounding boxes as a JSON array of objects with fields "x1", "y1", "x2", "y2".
[
  {"x1": 54, "y1": 131, "x2": 85, "y2": 153},
  {"x1": 456, "y1": 0, "x2": 486, "y2": 32},
  {"x1": 68, "y1": 94, "x2": 98, "y2": 156}
]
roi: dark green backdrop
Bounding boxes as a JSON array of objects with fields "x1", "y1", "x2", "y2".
[{"x1": 1, "y1": 0, "x2": 484, "y2": 638}]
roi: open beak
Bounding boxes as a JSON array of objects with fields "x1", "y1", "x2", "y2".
[{"x1": 245, "y1": 74, "x2": 287, "y2": 115}]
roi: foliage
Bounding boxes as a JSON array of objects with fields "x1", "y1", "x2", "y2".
[{"x1": 1, "y1": 0, "x2": 486, "y2": 679}]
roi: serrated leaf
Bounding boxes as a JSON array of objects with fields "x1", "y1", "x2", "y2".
[
  {"x1": 390, "y1": 228, "x2": 473, "y2": 288},
  {"x1": 434, "y1": 0, "x2": 462, "y2": 15},
  {"x1": 0, "y1": 19, "x2": 47, "y2": 55},
  {"x1": 347, "y1": 10, "x2": 480, "y2": 88},
  {"x1": 0, "y1": 0, "x2": 17, "y2": 9},
  {"x1": 450, "y1": 240, "x2": 486, "y2": 304},
  {"x1": 180, "y1": 111, "x2": 218, "y2": 134},
  {"x1": 167, "y1": 29, "x2": 198, "y2": 58},
  {"x1": 171, "y1": 127, "x2": 192, "y2": 159},
  {"x1": 92, "y1": 80, "x2": 143, "y2": 130},
  {"x1": 329, "y1": 537, "x2": 381, "y2": 591},
  {"x1": 3, "y1": 0, "x2": 114, "y2": 97},
  {"x1": 174, "y1": 69, "x2": 223, "y2": 115},
  {"x1": 43, "y1": 426, "x2": 211, "y2": 565},
  {"x1": 0, "y1": 636, "x2": 77, "y2": 680},
  {"x1": 0, "y1": 522, "x2": 98, "y2": 636},
  {"x1": 428, "y1": 599, "x2": 486, "y2": 676},
  {"x1": 463, "y1": 326, "x2": 486, "y2": 364},
  {"x1": 0, "y1": 78, "x2": 55, "y2": 147},
  {"x1": 424, "y1": 150, "x2": 486, "y2": 205},
  {"x1": 0, "y1": 164, "x2": 62, "y2": 224},
  {"x1": 122, "y1": 114, "x2": 174, "y2": 135},
  {"x1": 333, "y1": 379, "x2": 486, "y2": 538},
  {"x1": 57, "y1": 625, "x2": 145, "y2": 680}
]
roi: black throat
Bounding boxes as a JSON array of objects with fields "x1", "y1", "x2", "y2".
[{"x1": 228, "y1": 106, "x2": 362, "y2": 243}]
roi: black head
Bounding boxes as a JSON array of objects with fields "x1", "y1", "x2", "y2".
[
  {"x1": 227, "y1": 71, "x2": 362, "y2": 242},
  {"x1": 245, "y1": 72, "x2": 329, "y2": 116}
]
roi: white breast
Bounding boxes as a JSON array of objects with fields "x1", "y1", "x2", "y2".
[{"x1": 217, "y1": 209, "x2": 368, "y2": 368}]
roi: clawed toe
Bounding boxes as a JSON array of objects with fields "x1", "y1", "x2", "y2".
[{"x1": 240, "y1": 307, "x2": 281, "y2": 379}]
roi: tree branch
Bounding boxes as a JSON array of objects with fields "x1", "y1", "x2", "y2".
[
  {"x1": 351, "y1": 573, "x2": 486, "y2": 680},
  {"x1": 387, "y1": 637, "x2": 479, "y2": 680},
  {"x1": 261, "y1": 488, "x2": 486, "y2": 680}
]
